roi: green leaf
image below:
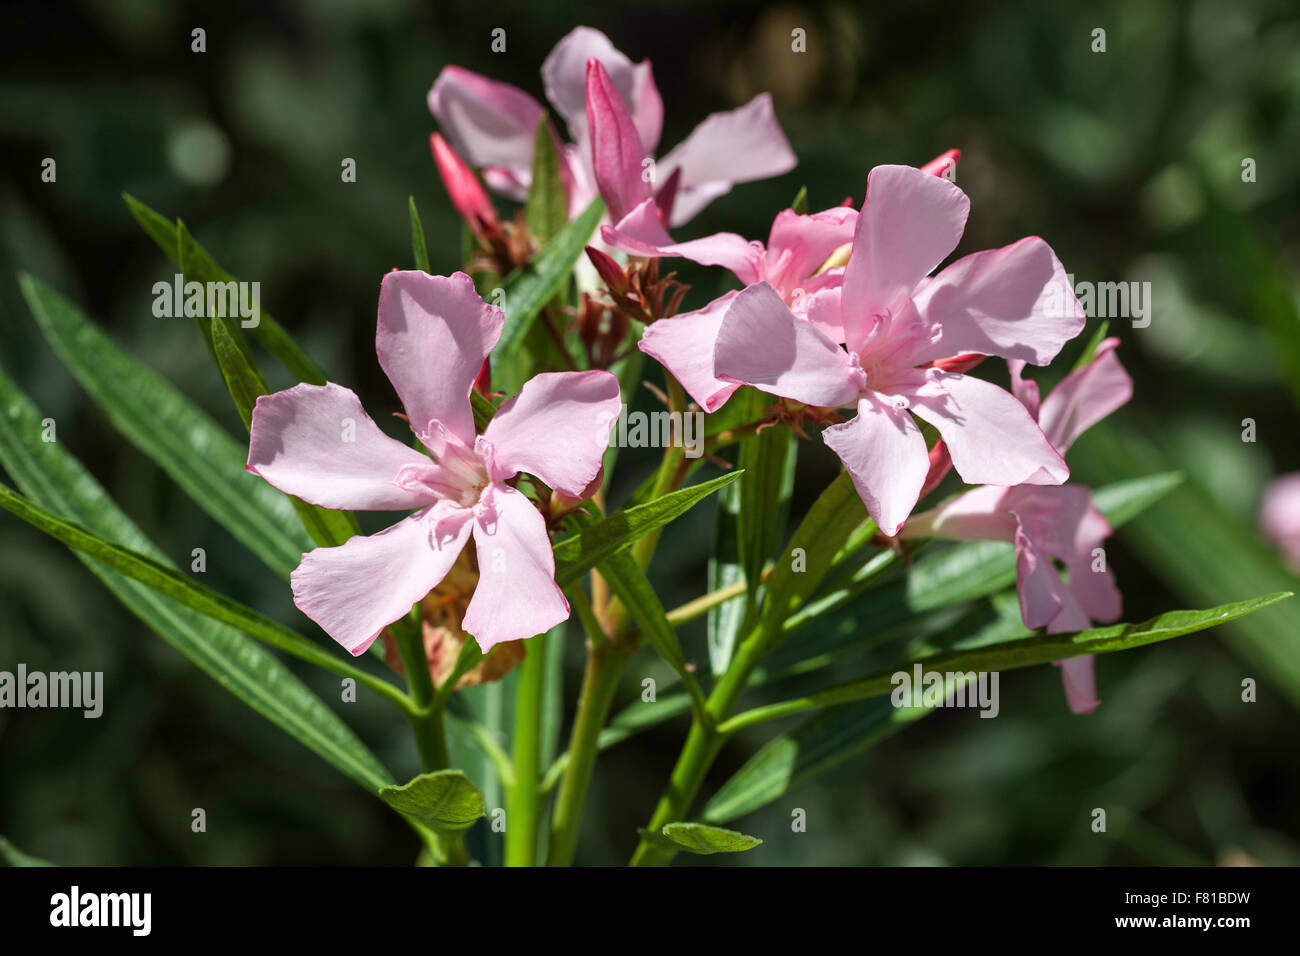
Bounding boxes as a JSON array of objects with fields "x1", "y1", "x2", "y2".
[
  {"x1": 523, "y1": 117, "x2": 567, "y2": 243},
  {"x1": 0, "y1": 479, "x2": 409, "y2": 713},
  {"x1": 640, "y1": 822, "x2": 762, "y2": 854},
  {"x1": 0, "y1": 835, "x2": 56, "y2": 867},
  {"x1": 0, "y1": 358, "x2": 394, "y2": 792},
  {"x1": 704, "y1": 697, "x2": 927, "y2": 824},
  {"x1": 708, "y1": 593, "x2": 1290, "y2": 823},
  {"x1": 493, "y1": 197, "x2": 604, "y2": 372},
  {"x1": 709, "y1": 390, "x2": 795, "y2": 675},
  {"x1": 1072, "y1": 319, "x2": 1111, "y2": 370},
  {"x1": 790, "y1": 185, "x2": 808, "y2": 215},
  {"x1": 19, "y1": 274, "x2": 312, "y2": 577},
  {"x1": 379, "y1": 770, "x2": 486, "y2": 833},
  {"x1": 591, "y1": 546, "x2": 704, "y2": 711},
  {"x1": 123, "y1": 193, "x2": 327, "y2": 385},
  {"x1": 409, "y1": 196, "x2": 431, "y2": 272},
  {"x1": 210, "y1": 318, "x2": 265, "y2": 429},
  {"x1": 553, "y1": 471, "x2": 743, "y2": 587},
  {"x1": 736, "y1": 592, "x2": 1292, "y2": 730}
]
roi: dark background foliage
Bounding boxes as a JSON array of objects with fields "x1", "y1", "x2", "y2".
[{"x1": 1, "y1": 0, "x2": 1297, "y2": 865}]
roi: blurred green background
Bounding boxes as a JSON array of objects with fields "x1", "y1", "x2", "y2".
[{"x1": 2, "y1": 0, "x2": 1298, "y2": 865}]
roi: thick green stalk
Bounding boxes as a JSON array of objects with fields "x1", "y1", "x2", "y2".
[
  {"x1": 506, "y1": 631, "x2": 547, "y2": 866},
  {"x1": 547, "y1": 641, "x2": 631, "y2": 865}
]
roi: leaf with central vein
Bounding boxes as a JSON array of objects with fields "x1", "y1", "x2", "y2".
[
  {"x1": 0, "y1": 359, "x2": 393, "y2": 792},
  {"x1": 123, "y1": 193, "x2": 327, "y2": 385},
  {"x1": 553, "y1": 471, "x2": 742, "y2": 587},
  {"x1": 379, "y1": 770, "x2": 486, "y2": 833},
  {"x1": 19, "y1": 274, "x2": 311, "y2": 578},
  {"x1": 705, "y1": 592, "x2": 1289, "y2": 824},
  {"x1": 492, "y1": 197, "x2": 604, "y2": 371},
  {"x1": 638, "y1": 822, "x2": 762, "y2": 854},
  {"x1": 0, "y1": 480, "x2": 384, "y2": 691}
]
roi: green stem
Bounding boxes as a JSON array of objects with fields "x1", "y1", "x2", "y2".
[
  {"x1": 506, "y1": 631, "x2": 547, "y2": 866},
  {"x1": 547, "y1": 641, "x2": 630, "y2": 865},
  {"x1": 391, "y1": 612, "x2": 467, "y2": 866},
  {"x1": 628, "y1": 633, "x2": 766, "y2": 867}
]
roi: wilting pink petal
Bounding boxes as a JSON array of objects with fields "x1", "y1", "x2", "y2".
[
  {"x1": 657, "y1": 94, "x2": 797, "y2": 227},
  {"x1": 428, "y1": 66, "x2": 547, "y2": 199},
  {"x1": 292, "y1": 503, "x2": 475, "y2": 655},
  {"x1": 376, "y1": 271, "x2": 503, "y2": 449},
  {"x1": 430, "y1": 133, "x2": 500, "y2": 235},
  {"x1": 1054, "y1": 656, "x2": 1100, "y2": 715},
  {"x1": 601, "y1": 198, "x2": 764, "y2": 282},
  {"x1": 639, "y1": 290, "x2": 743, "y2": 413},
  {"x1": 542, "y1": 26, "x2": 662, "y2": 153},
  {"x1": 483, "y1": 370, "x2": 621, "y2": 497},
  {"x1": 714, "y1": 282, "x2": 864, "y2": 408},
  {"x1": 823, "y1": 393, "x2": 930, "y2": 535},
  {"x1": 895, "y1": 370, "x2": 1068, "y2": 487},
  {"x1": 463, "y1": 485, "x2": 569, "y2": 650},
  {"x1": 586, "y1": 59, "x2": 652, "y2": 223},
  {"x1": 841, "y1": 165, "x2": 969, "y2": 350},
  {"x1": 1261, "y1": 472, "x2": 1300, "y2": 572},
  {"x1": 1036, "y1": 338, "x2": 1133, "y2": 454},
  {"x1": 903, "y1": 238, "x2": 1085, "y2": 368},
  {"x1": 247, "y1": 382, "x2": 437, "y2": 511}
]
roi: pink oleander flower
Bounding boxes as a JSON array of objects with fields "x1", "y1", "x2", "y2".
[
  {"x1": 1261, "y1": 473, "x2": 1300, "y2": 573},
  {"x1": 601, "y1": 150, "x2": 960, "y2": 414},
  {"x1": 901, "y1": 338, "x2": 1134, "y2": 714},
  {"x1": 712, "y1": 163, "x2": 1085, "y2": 536},
  {"x1": 429, "y1": 26, "x2": 795, "y2": 226},
  {"x1": 246, "y1": 270, "x2": 621, "y2": 655}
]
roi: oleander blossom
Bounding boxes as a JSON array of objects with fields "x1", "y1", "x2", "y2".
[
  {"x1": 901, "y1": 338, "x2": 1134, "y2": 714},
  {"x1": 713, "y1": 163, "x2": 1086, "y2": 535},
  {"x1": 428, "y1": 26, "x2": 795, "y2": 226},
  {"x1": 246, "y1": 270, "x2": 621, "y2": 655},
  {"x1": 602, "y1": 150, "x2": 958, "y2": 414}
]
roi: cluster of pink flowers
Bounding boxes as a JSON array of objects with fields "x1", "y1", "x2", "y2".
[{"x1": 245, "y1": 27, "x2": 1136, "y2": 714}]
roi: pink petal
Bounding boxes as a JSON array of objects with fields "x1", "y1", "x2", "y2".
[
  {"x1": 541, "y1": 27, "x2": 661, "y2": 153},
  {"x1": 376, "y1": 271, "x2": 503, "y2": 449},
  {"x1": 658, "y1": 94, "x2": 797, "y2": 227},
  {"x1": 601, "y1": 198, "x2": 764, "y2": 283},
  {"x1": 1013, "y1": 524, "x2": 1067, "y2": 630},
  {"x1": 1007, "y1": 359, "x2": 1041, "y2": 419},
  {"x1": 586, "y1": 59, "x2": 652, "y2": 223},
  {"x1": 822, "y1": 393, "x2": 930, "y2": 535},
  {"x1": 248, "y1": 382, "x2": 438, "y2": 511},
  {"x1": 463, "y1": 485, "x2": 569, "y2": 651},
  {"x1": 763, "y1": 206, "x2": 858, "y2": 292},
  {"x1": 639, "y1": 290, "x2": 743, "y2": 413},
  {"x1": 714, "y1": 282, "x2": 865, "y2": 408},
  {"x1": 1036, "y1": 337, "x2": 1133, "y2": 454},
  {"x1": 840, "y1": 165, "x2": 969, "y2": 350},
  {"x1": 292, "y1": 503, "x2": 473, "y2": 655},
  {"x1": 904, "y1": 237, "x2": 1086, "y2": 368},
  {"x1": 483, "y1": 370, "x2": 621, "y2": 498},
  {"x1": 894, "y1": 370, "x2": 1068, "y2": 487},
  {"x1": 1260, "y1": 472, "x2": 1300, "y2": 571},
  {"x1": 900, "y1": 485, "x2": 1017, "y2": 542},
  {"x1": 428, "y1": 66, "x2": 546, "y2": 189},
  {"x1": 1054, "y1": 656, "x2": 1100, "y2": 715}
]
